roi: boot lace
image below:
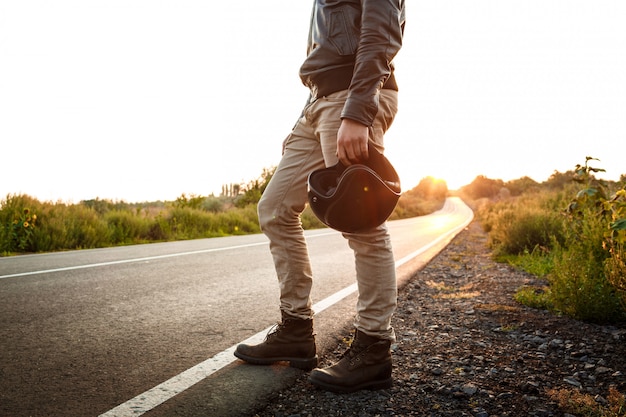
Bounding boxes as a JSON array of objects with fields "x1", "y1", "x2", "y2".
[
  {"x1": 340, "y1": 339, "x2": 367, "y2": 360},
  {"x1": 264, "y1": 322, "x2": 286, "y2": 341}
]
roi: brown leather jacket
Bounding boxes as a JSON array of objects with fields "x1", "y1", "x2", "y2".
[{"x1": 299, "y1": 0, "x2": 406, "y2": 127}]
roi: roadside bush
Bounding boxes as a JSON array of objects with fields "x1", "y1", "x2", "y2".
[
  {"x1": 214, "y1": 205, "x2": 260, "y2": 235},
  {"x1": 548, "y1": 157, "x2": 626, "y2": 322},
  {"x1": 35, "y1": 203, "x2": 110, "y2": 251},
  {"x1": 202, "y1": 195, "x2": 226, "y2": 213},
  {"x1": 301, "y1": 206, "x2": 326, "y2": 230},
  {"x1": 105, "y1": 210, "x2": 151, "y2": 245},
  {"x1": 603, "y1": 189, "x2": 626, "y2": 309},
  {"x1": 0, "y1": 167, "x2": 448, "y2": 255},
  {"x1": 504, "y1": 176, "x2": 540, "y2": 196},
  {"x1": 507, "y1": 245, "x2": 554, "y2": 278},
  {"x1": 146, "y1": 212, "x2": 171, "y2": 241},
  {"x1": 605, "y1": 243, "x2": 626, "y2": 309},
  {"x1": 550, "y1": 213, "x2": 624, "y2": 322},
  {"x1": 476, "y1": 158, "x2": 626, "y2": 322},
  {"x1": 478, "y1": 193, "x2": 565, "y2": 257},
  {"x1": 0, "y1": 194, "x2": 42, "y2": 253},
  {"x1": 166, "y1": 207, "x2": 219, "y2": 240},
  {"x1": 495, "y1": 208, "x2": 563, "y2": 256},
  {"x1": 461, "y1": 175, "x2": 505, "y2": 199},
  {"x1": 514, "y1": 285, "x2": 553, "y2": 311},
  {"x1": 164, "y1": 205, "x2": 261, "y2": 239}
]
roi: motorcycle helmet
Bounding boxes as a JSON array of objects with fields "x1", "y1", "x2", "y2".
[{"x1": 307, "y1": 143, "x2": 401, "y2": 233}]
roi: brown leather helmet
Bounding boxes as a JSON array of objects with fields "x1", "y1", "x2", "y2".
[{"x1": 307, "y1": 143, "x2": 401, "y2": 233}]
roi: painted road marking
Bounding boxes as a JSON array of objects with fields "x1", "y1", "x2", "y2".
[
  {"x1": 99, "y1": 210, "x2": 473, "y2": 417},
  {"x1": 0, "y1": 231, "x2": 337, "y2": 280}
]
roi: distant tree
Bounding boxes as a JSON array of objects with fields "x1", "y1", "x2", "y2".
[
  {"x1": 414, "y1": 176, "x2": 448, "y2": 199},
  {"x1": 462, "y1": 175, "x2": 504, "y2": 199},
  {"x1": 221, "y1": 183, "x2": 241, "y2": 198},
  {"x1": 81, "y1": 198, "x2": 113, "y2": 215},
  {"x1": 234, "y1": 167, "x2": 276, "y2": 208},
  {"x1": 544, "y1": 170, "x2": 575, "y2": 189},
  {"x1": 174, "y1": 193, "x2": 205, "y2": 209},
  {"x1": 201, "y1": 195, "x2": 225, "y2": 213},
  {"x1": 505, "y1": 176, "x2": 539, "y2": 196}
]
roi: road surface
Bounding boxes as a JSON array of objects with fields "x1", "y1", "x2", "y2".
[{"x1": 0, "y1": 197, "x2": 473, "y2": 417}]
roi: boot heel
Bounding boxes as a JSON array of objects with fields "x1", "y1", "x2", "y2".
[
  {"x1": 366, "y1": 377, "x2": 393, "y2": 391},
  {"x1": 290, "y1": 355, "x2": 318, "y2": 370}
]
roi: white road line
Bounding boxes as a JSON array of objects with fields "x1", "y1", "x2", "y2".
[
  {"x1": 98, "y1": 284, "x2": 358, "y2": 417},
  {"x1": 0, "y1": 242, "x2": 269, "y2": 279},
  {"x1": 1, "y1": 231, "x2": 337, "y2": 280},
  {"x1": 99, "y1": 210, "x2": 473, "y2": 417}
]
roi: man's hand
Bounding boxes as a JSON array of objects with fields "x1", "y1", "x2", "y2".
[{"x1": 337, "y1": 118, "x2": 369, "y2": 165}]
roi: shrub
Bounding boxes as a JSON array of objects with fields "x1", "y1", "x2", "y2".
[
  {"x1": 603, "y1": 189, "x2": 626, "y2": 309},
  {"x1": 495, "y1": 208, "x2": 563, "y2": 256},
  {"x1": 301, "y1": 206, "x2": 326, "y2": 230},
  {"x1": 105, "y1": 210, "x2": 151, "y2": 245},
  {"x1": 461, "y1": 175, "x2": 504, "y2": 199},
  {"x1": 0, "y1": 194, "x2": 41, "y2": 253},
  {"x1": 166, "y1": 207, "x2": 218, "y2": 239},
  {"x1": 215, "y1": 206, "x2": 260, "y2": 235},
  {"x1": 514, "y1": 285, "x2": 553, "y2": 311},
  {"x1": 202, "y1": 195, "x2": 225, "y2": 213},
  {"x1": 478, "y1": 193, "x2": 565, "y2": 257},
  {"x1": 0, "y1": 167, "x2": 447, "y2": 255},
  {"x1": 476, "y1": 158, "x2": 626, "y2": 322},
  {"x1": 549, "y1": 213, "x2": 624, "y2": 322},
  {"x1": 145, "y1": 212, "x2": 170, "y2": 241},
  {"x1": 164, "y1": 205, "x2": 261, "y2": 239},
  {"x1": 506, "y1": 245, "x2": 554, "y2": 278},
  {"x1": 505, "y1": 176, "x2": 540, "y2": 196},
  {"x1": 33, "y1": 203, "x2": 110, "y2": 251},
  {"x1": 605, "y1": 244, "x2": 626, "y2": 309}
]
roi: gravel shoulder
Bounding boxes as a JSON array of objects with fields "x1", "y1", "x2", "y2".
[{"x1": 252, "y1": 220, "x2": 626, "y2": 417}]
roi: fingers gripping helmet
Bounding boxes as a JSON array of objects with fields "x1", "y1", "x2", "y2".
[{"x1": 307, "y1": 143, "x2": 401, "y2": 233}]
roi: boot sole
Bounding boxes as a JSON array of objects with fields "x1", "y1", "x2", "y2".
[
  {"x1": 234, "y1": 351, "x2": 318, "y2": 370},
  {"x1": 308, "y1": 375, "x2": 393, "y2": 393}
]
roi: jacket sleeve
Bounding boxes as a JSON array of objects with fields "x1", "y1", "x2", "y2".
[{"x1": 341, "y1": 0, "x2": 405, "y2": 126}]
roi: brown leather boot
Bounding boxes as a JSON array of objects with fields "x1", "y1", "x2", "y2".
[
  {"x1": 234, "y1": 313, "x2": 318, "y2": 370},
  {"x1": 308, "y1": 330, "x2": 392, "y2": 393}
]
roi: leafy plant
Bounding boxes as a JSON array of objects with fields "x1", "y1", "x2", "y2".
[
  {"x1": 603, "y1": 188, "x2": 626, "y2": 308},
  {"x1": 475, "y1": 157, "x2": 626, "y2": 322},
  {"x1": 514, "y1": 285, "x2": 553, "y2": 310},
  {"x1": 550, "y1": 157, "x2": 626, "y2": 322},
  {"x1": 478, "y1": 191, "x2": 565, "y2": 257},
  {"x1": 8, "y1": 208, "x2": 37, "y2": 252},
  {"x1": 0, "y1": 194, "x2": 42, "y2": 254}
]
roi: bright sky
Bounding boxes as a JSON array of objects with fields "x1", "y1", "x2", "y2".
[{"x1": 1, "y1": 1, "x2": 625, "y2": 203}]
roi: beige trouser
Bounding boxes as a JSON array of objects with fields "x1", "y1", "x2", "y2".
[{"x1": 257, "y1": 89, "x2": 398, "y2": 341}]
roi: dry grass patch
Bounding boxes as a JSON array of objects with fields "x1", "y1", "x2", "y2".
[
  {"x1": 547, "y1": 386, "x2": 626, "y2": 417},
  {"x1": 427, "y1": 281, "x2": 482, "y2": 300},
  {"x1": 474, "y1": 303, "x2": 519, "y2": 313}
]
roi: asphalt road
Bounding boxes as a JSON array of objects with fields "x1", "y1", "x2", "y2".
[{"x1": 0, "y1": 197, "x2": 473, "y2": 417}]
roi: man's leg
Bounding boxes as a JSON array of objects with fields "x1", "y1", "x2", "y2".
[
  {"x1": 309, "y1": 90, "x2": 399, "y2": 391},
  {"x1": 234, "y1": 109, "x2": 326, "y2": 370}
]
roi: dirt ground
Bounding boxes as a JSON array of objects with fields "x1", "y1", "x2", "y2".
[{"x1": 253, "y1": 220, "x2": 626, "y2": 416}]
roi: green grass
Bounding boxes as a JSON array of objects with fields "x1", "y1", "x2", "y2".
[
  {"x1": 513, "y1": 285, "x2": 554, "y2": 311},
  {"x1": 0, "y1": 180, "x2": 444, "y2": 255},
  {"x1": 472, "y1": 160, "x2": 626, "y2": 323}
]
